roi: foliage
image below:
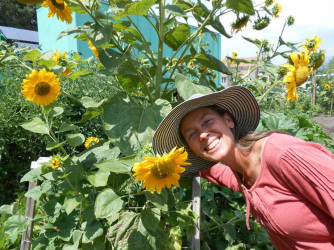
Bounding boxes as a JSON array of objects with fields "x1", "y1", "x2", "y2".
[
  {"x1": 0, "y1": 0, "x2": 334, "y2": 249},
  {"x1": 0, "y1": 0, "x2": 37, "y2": 31}
]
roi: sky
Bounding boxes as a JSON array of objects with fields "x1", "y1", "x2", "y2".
[{"x1": 217, "y1": 0, "x2": 334, "y2": 66}]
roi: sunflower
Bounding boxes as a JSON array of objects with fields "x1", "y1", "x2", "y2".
[
  {"x1": 231, "y1": 15, "x2": 249, "y2": 33},
  {"x1": 132, "y1": 147, "x2": 191, "y2": 194},
  {"x1": 51, "y1": 155, "x2": 61, "y2": 169},
  {"x1": 272, "y1": 3, "x2": 282, "y2": 18},
  {"x1": 282, "y1": 49, "x2": 313, "y2": 102},
  {"x1": 21, "y1": 68, "x2": 61, "y2": 106},
  {"x1": 264, "y1": 0, "x2": 274, "y2": 7},
  {"x1": 325, "y1": 84, "x2": 330, "y2": 89},
  {"x1": 253, "y1": 16, "x2": 270, "y2": 30},
  {"x1": 85, "y1": 137, "x2": 99, "y2": 149},
  {"x1": 42, "y1": 0, "x2": 73, "y2": 24},
  {"x1": 232, "y1": 52, "x2": 238, "y2": 58},
  {"x1": 302, "y1": 36, "x2": 322, "y2": 53},
  {"x1": 88, "y1": 41, "x2": 99, "y2": 58}
]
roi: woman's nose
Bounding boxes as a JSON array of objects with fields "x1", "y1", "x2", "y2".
[{"x1": 199, "y1": 131, "x2": 209, "y2": 140}]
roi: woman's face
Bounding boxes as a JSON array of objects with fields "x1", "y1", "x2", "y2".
[{"x1": 180, "y1": 107, "x2": 236, "y2": 163}]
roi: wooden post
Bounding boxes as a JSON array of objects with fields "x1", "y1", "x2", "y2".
[
  {"x1": 313, "y1": 70, "x2": 317, "y2": 105},
  {"x1": 20, "y1": 157, "x2": 50, "y2": 250},
  {"x1": 191, "y1": 175, "x2": 201, "y2": 250}
]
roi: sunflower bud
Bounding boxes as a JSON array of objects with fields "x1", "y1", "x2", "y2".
[
  {"x1": 231, "y1": 15, "x2": 250, "y2": 34},
  {"x1": 253, "y1": 16, "x2": 270, "y2": 30},
  {"x1": 277, "y1": 65, "x2": 288, "y2": 78},
  {"x1": 287, "y1": 16, "x2": 295, "y2": 26},
  {"x1": 310, "y1": 50, "x2": 326, "y2": 69},
  {"x1": 264, "y1": 0, "x2": 274, "y2": 7}
]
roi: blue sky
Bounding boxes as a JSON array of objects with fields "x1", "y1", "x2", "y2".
[{"x1": 218, "y1": 0, "x2": 334, "y2": 66}]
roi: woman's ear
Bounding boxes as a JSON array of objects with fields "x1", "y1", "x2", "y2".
[{"x1": 223, "y1": 113, "x2": 235, "y2": 129}]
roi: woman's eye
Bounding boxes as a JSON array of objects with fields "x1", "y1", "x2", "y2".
[
  {"x1": 203, "y1": 119, "x2": 211, "y2": 126},
  {"x1": 188, "y1": 131, "x2": 197, "y2": 140}
]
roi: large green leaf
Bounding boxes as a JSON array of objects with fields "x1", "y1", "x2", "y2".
[
  {"x1": 195, "y1": 49, "x2": 231, "y2": 74},
  {"x1": 25, "y1": 186, "x2": 42, "y2": 200},
  {"x1": 209, "y1": 16, "x2": 232, "y2": 39},
  {"x1": 164, "y1": 24, "x2": 190, "y2": 51},
  {"x1": 141, "y1": 208, "x2": 160, "y2": 231},
  {"x1": 24, "y1": 49, "x2": 41, "y2": 63},
  {"x1": 117, "y1": 0, "x2": 157, "y2": 17},
  {"x1": 145, "y1": 190, "x2": 168, "y2": 211},
  {"x1": 20, "y1": 168, "x2": 42, "y2": 182},
  {"x1": 226, "y1": 0, "x2": 254, "y2": 15},
  {"x1": 164, "y1": 4, "x2": 187, "y2": 17},
  {"x1": 21, "y1": 117, "x2": 49, "y2": 135},
  {"x1": 94, "y1": 188, "x2": 124, "y2": 218},
  {"x1": 87, "y1": 24, "x2": 113, "y2": 47},
  {"x1": 64, "y1": 195, "x2": 82, "y2": 215},
  {"x1": 84, "y1": 220, "x2": 104, "y2": 241},
  {"x1": 66, "y1": 133, "x2": 85, "y2": 147},
  {"x1": 99, "y1": 48, "x2": 127, "y2": 70},
  {"x1": 104, "y1": 93, "x2": 172, "y2": 155},
  {"x1": 175, "y1": 73, "x2": 212, "y2": 100},
  {"x1": 87, "y1": 170, "x2": 110, "y2": 187},
  {"x1": 4, "y1": 215, "x2": 28, "y2": 235},
  {"x1": 95, "y1": 159, "x2": 131, "y2": 174}
]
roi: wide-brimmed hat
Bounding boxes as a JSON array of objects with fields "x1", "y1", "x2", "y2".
[{"x1": 152, "y1": 86, "x2": 260, "y2": 174}]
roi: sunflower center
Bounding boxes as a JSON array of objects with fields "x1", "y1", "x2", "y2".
[
  {"x1": 151, "y1": 158, "x2": 174, "y2": 179},
  {"x1": 295, "y1": 66, "x2": 309, "y2": 87},
  {"x1": 35, "y1": 82, "x2": 51, "y2": 96},
  {"x1": 51, "y1": 0, "x2": 65, "y2": 10}
]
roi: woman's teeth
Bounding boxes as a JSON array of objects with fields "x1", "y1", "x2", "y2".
[{"x1": 206, "y1": 139, "x2": 219, "y2": 151}]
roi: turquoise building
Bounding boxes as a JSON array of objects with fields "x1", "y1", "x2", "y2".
[{"x1": 36, "y1": 2, "x2": 221, "y2": 82}]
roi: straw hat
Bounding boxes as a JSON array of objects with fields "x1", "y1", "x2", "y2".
[{"x1": 152, "y1": 86, "x2": 260, "y2": 174}]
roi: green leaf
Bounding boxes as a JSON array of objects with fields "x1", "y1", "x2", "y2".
[
  {"x1": 46, "y1": 141, "x2": 66, "y2": 150},
  {"x1": 196, "y1": 49, "x2": 231, "y2": 74},
  {"x1": 99, "y1": 49, "x2": 126, "y2": 70},
  {"x1": 164, "y1": 4, "x2": 187, "y2": 17},
  {"x1": 209, "y1": 16, "x2": 232, "y2": 39},
  {"x1": 64, "y1": 195, "x2": 82, "y2": 215},
  {"x1": 175, "y1": 73, "x2": 212, "y2": 100},
  {"x1": 24, "y1": 49, "x2": 41, "y2": 62},
  {"x1": 141, "y1": 208, "x2": 161, "y2": 231},
  {"x1": 176, "y1": 0, "x2": 193, "y2": 10},
  {"x1": 0, "y1": 204, "x2": 15, "y2": 215},
  {"x1": 242, "y1": 36, "x2": 262, "y2": 46},
  {"x1": 94, "y1": 159, "x2": 131, "y2": 174},
  {"x1": 20, "y1": 168, "x2": 42, "y2": 183},
  {"x1": 94, "y1": 188, "x2": 124, "y2": 218},
  {"x1": 59, "y1": 123, "x2": 79, "y2": 133},
  {"x1": 145, "y1": 190, "x2": 168, "y2": 211},
  {"x1": 67, "y1": 164, "x2": 85, "y2": 187},
  {"x1": 226, "y1": 0, "x2": 254, "y2": 15},
  {"x1": 37, "y1": 59, "x2": 57, "y2": 70},
  {"x1": 66, "y1": 133, "x2": 85, "y2": 147},
  {"x1": 87, "y1": 170, "x2": 110, "y2": 187},
  {"x1": 4, "y1": 215, "x2": 28, "y2": 235},
  {"x1": 164, "y1": 24, "x2": 190, "y2": 51},
  {"x1": 81, "y1": 109, "x2": 103, "y2": 123},
  {"x1": 87, "y1": 24, "x2": 113, "y2": 47},
  {"x1": 80, "y1": 96, "x2": 106, "y2": 109},
  {"x1": 25, "y1": 186, "x2": 42, "y2": 200},
  {"x1": 67, "y1": 69, "x2": 92, "y2": 82},
  {"x1": 104, "y1": 94, "x2": 172, "y2": 155},
  {"x1": 117, "y1": 0, "x2": 157, "y2": 17},
  {"x1": 84, "y1": 220, "x2": 104, "y2": 241},
  {"x1": 21, "y1": 117, "x2": 49, "y2": 135}
]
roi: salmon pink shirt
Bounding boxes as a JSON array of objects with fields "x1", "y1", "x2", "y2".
[{"x1": 200, "y1": 133, "x2": 334, "y2": 250}]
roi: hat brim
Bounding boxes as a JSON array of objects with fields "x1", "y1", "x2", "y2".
[{"x1": 152, "y1": 86, "x2": 260, "y2": 174}]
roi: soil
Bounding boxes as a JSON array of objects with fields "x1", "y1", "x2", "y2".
[{"x1": 312, "y1": 115, "x2": 334, "y2": 138}]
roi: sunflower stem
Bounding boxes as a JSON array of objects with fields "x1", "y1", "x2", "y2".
[
  {"x1": 258, "y1": 76, "x2": 280, "y2": 104},
  {"x1": 75, "y1": 0, "x2": 101, "y2": 25}
]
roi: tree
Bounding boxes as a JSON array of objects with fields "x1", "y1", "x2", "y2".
[{"x1": 0, "y1": 0, "x2": 38, "y2": 31}]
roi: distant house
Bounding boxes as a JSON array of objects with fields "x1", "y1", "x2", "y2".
[{"x1": 0, "y1": 25, "x2": 39, "y2": 49}]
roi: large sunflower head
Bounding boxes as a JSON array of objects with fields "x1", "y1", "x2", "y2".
[
  {"x1": 132, "y1": 147, "x2": 191, "y2": 194},
  {"x1": 272, "y1": 3, "x2": 282, "y2": 18},
  {"x1": 282, "y1": 49, "x2": 313, "y2": 102},
  {"x1": 231, "y1": 15, "x2": 250, "y2": 34},
  {"x1": 42, "y1": 0, "x2": 73, "y2": 24},
  {"x1": 21, "y1": 68, "x2": 61, "y2": 106},
  {"x1": 302, "y1": 36, "x2": 322, "y2": 53}
]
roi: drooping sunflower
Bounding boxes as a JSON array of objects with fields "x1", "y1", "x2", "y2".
[
  {"x1": 88, "y1": 41, "x2": 99, "y2": 58},
  {"x1": 132, "y1": 147, "x2": 191, "y2": 194},
  {"x1": 272, "y1": 3, "x2": 282, "y2": 18},
  {"x1": 85, "y1": 137, "x2": 100, "y2": 149},
  {"x1": 231, "y1": 15, "x2": 249, "y2": 34},
  {"x1": 21, "y1": 68, "x2": 61, "y2": 106},
  {"x1": 282, "y1": 49, "x2": 313, "y2": 102},
  {"x1": 42, "y1": 0, "x2": 73, "y2": 24},
  {"x1": 253, "y1": 16, "x2": 270, "y2": 30},
  {"x1": 302, "y1": 36, "x2": 322, "y2": 53}
]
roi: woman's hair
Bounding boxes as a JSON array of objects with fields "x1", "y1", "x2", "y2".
[{"x1": 208, "y1": 105, "x2": 289, "y2": 153}]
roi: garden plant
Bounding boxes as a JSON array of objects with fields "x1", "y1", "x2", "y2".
[{"x1": 0, "y1": 0, "x2": 334, "y2": 249}]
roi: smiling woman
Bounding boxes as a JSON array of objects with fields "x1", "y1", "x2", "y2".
[{"x1": 153, "y1": 86, "x2": 334, "y2": 250}]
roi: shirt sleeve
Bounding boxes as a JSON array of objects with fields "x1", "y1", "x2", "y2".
[
  {"x1": 268, "y1": 143, "x2": 334, "y2": 219},
  {"x1": 200, "y1": 163, "x2": 241, "y2": 192}
]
